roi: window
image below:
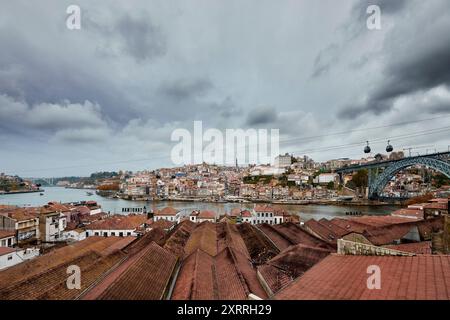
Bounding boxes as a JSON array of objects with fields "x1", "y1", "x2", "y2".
[
  {"x1": 7, "y1": 255, "x2": 12, "y2": 261},
  {"x1": 111, "y1": 232, "x2": 116, "y2": 236},
  {"x1": 95, "y1": 232, "x2": 99, "y2": 236},
  {"x1": 119, "y1": 232, "x2": 123, "y2": 237},
  {"x1": 103, "y1": 232, "x2": 108, "y2": 237},
  {"x1": 127, "y1": 232, "x2": 132, "y2": 236}
]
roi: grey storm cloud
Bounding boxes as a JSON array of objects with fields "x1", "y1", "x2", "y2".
[
  {"x1": 116, "y1": 14, "x2": 166, "y2": 62},
  {"x1": 86, "y1": 10, "x2": 167, "y2": 63},
  {"x1": 351, "y1": 0, "x2": 408, "y2": 18},
  {"x1": 311, "y1": 0, "x2": 409, "y2": 78},
  {"x1": 0, "y1": 28, "x2": 136, "y2": 124},
  {"x1": 159, "y1": 78, "x2": 214, "y2": 101},
  {"x1": 338, "y1": 0, "x2": 450, "y2": 119},
  {"x1": 245, "y1": 107, "x2": 278, "y2": 126},
  {"x1": 1, "y1": 0, "x2": 449, "y2": 176}
]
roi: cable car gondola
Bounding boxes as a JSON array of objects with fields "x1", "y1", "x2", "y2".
[
  {"x1": 386, "y1": 140, "x2": 393, "y2": 152},
  {"x1": 364, "y1": 141, "x2": 371, "y2": 154}
]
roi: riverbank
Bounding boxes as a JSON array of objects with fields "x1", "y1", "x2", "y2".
[
  {"x1": 106, "y1": 194, "x2": 402, "y2": 207},
  {"x1": 0, "y1": 189, "x2": 43, "y2": 195}
]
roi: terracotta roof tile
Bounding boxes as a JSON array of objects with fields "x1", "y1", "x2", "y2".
[
  {"x1": 258, "y1": 224, "x2": 293, "y2": 251},
  {"x1": 241, "y1": 210, "x2": 252, "y2": 217},
  {"x1": 391, "y1": 208, "x2": 424, "y2": 219},
  {"x1": 172, "y1": 249, "x2": 216, "y2": 300},
  {"x1": 274, "y1": 254, "x2": 450, "y2": 300},
  {"x1": 236, "y1": 223, "x2": 278, "y2": 263},
  {"x1": 0, "y1": 230, "x2": 15, "y2": 239},
  {"x1": 305, "y1": 219, "x2": 342, "y2": 244},
  {"x1": 150, "y1": 219, "x2": 175, "y2": 230},
  {"x1": 0, "y1": 247, "x2": 16, "y2": 256},
  {"x1": 155, "y1": 207, "x2": 179, "y2": 216},
  {"x1": 384, "y1": 241, "x2": 432, "y2": 254},
  {"x1": 258, "y1": 244, "x2": 331, "y2": 295},
  {"x1": 0, "y1": 236, "x2": 128, "y2": 288},
  {"x1": 164, "y1": 220, "x2": 196, "y2": 257},
  {"x1": 184, "y1": 222, "x2": 217, "y2": 257},
  {"x1": 254, "y1": 205, "x2": 274, "y2": 213},
  {"x1": 87, "y1": 214, "x2": 147, "y2": 231},
  {"x1": 96, "y1": 242, "x2": 177, "y2": 300},
  {"x1": 214, "y1": 248, "x2": 249, "y2": 300},
  {"x1": 272, "y1": 223, "x2": 335, "y2": 250},
  {"x1": 0, "y1": 250, "x2": 126, "y2": 300}
]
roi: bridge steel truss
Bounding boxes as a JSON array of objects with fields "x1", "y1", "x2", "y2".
[
  {"x1": 335, "y1": 152, "x2": 450, "y2": 200},
  {"x1": 368, "y1": 156, "x2": 450, "y2": 199}
]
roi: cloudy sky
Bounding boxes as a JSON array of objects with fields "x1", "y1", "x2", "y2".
[{"x1": 1, "y1": 0, "x2": 449, "y2": 177}]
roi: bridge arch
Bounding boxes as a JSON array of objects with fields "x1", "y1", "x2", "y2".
[{"x1": 369, "y1": 157, "x2": 450, "y2": 199}]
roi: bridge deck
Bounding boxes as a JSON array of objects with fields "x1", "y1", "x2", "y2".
[{"x1": 335, "y1": 151, "x2": 450, "y2": 173}]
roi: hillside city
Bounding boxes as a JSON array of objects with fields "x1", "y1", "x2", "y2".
[{"x1": 15, "y1": 151, "x2": 446, "y2": 204}]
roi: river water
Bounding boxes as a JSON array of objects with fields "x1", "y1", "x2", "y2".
[{"x1": 0, "y1": 187, "x2": 399, "y2": 221}]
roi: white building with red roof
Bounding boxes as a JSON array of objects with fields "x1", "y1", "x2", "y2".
[
  {"x1": 0, "y1": 230, "x2": 16, "y2": 247},
  {"x1": 227, "y1": 205, "x2": 296, "y2": 225},
  {"x1": 86, "y1": 214, "x2": 148, "y2": 237},
  {"x1": 153, "y1": 207, "x2": 181, "y2": 223},
  {"x1": 189, "y1": 210, "x2": 217, "y2": 223},
  {"x1": 0, "y1": 246, "x2": 40, "y2": 271}
]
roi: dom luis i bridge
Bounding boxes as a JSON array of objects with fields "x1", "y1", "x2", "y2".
[{"x1": 336, "y1": 151, "x2": 450, "y2": 200}]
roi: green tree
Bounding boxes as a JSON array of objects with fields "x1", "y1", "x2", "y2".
[{"x1": 348, "y1": 170, "x2": 368, "y2": 189}]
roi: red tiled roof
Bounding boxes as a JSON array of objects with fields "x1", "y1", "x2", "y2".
[
  {"x1": 214, "y1": 247, "x2": 249, "y2": 300},
  {"x1": 197, "y1": 210, "x2": 216, "y2": 219},
  {"x1": 304, "y1": 219, "x2": 342, "y2": 243},
  {"x1": 96, "y1": 242, "x2": 177, "y2": 300},
  {"x1": 0, "y1": 247, "x2": 15, "y2": 256},
  {"x1": 150, "y1": 219, "x2": 174, "y2": 230},
  {"x1": 363, "y1": 217, "x2": 443, "y2": 246},
  {"x1": 226, "y1": 245, "x2": 268, "y2": 299},
  {"x1": 391, "y1": 208, "x2": 424, "y2": 219},
  {"x1": 1, "y1": 208, "x2": 39, "y2": 221},
  {"x1": 236, "y1": 223, "x2": 278, "y2": 264},
  {"x1": 155, "y1": 207, "x2": 179, "y2": 216},
  {"x1": 184, "y1": 222, "x2": 217, "y2": 257},
  {"x1": 384, "y1": 241, "x2": 432, "y2": 254},
  {"x1": 230, "y1": 208, "x2": 241, "y2": 217},
  {"x1": 423, "y1": 202, "x2": 448, "y2": 210},
  {"x1": 274, "y1": 254, "x2": 450, "y2": 300},
  {"x1": 363, "y1": 223, "x2": 418, "y2": 246},
  {"x1": 172, "y1": 249, "x2": 216, "y2": 300},
  {"x1": 164, "y1": 220, "x2": 196, "y2": 257},
  {"x1": 73, "y1": 206, "x2": 91, "y2": 216},
  {"x1": 80, "y1": 212, "x2": 107, "y2": 223},
  {"x1": 350, "y1": 215, "x2": 413, "y2": 227},
  {"x1": 87, "y1": 214, "x2": 147, "y2": 231},
  {"x1": 241, "y1": 210, "x2": 252, "y2": 217},
  {"x1": 254, "y1": 205, "x2": 274, "y2": 213},
  {"x1": 258, "y1": 244, "x2": 331, "y2": 295},
  {"x1": 0, "y1": 230, "x2": 15, "y2": 239},
  {"x1": 429, "y1": 198, "x2": 449, "y2": 203},
  {"x1": 0, "y1": 237, "x2": 131, "y2": 288},
  {"x1": 319, "y1": 218, "x2": 349, "y2": 236},
  {"x1": 44, "y1": 202, "x2": 71, "y2": 212},
  {"x1": 272, "y1": 223, "x2": 335, "y2": 250}
]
